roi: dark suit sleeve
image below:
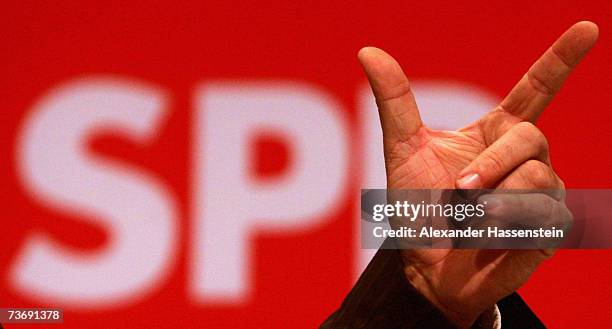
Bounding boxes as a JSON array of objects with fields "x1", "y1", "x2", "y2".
[
  {"x1": 320, "y1": 247, "x2": 458, "y2": 329},
  {"x1": 320, "y1": 244, "x2": 546, "y2": 329},
  {"x1": 498, "y1": 294, "x2": 546, "y2": 328}
]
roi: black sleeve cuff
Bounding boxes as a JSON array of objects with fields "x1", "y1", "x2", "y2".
[{"x1": 320, "y1": 243, "x2": 458, "y2": 329}]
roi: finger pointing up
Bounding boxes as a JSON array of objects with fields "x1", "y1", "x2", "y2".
[
  {"x1": 358, "y1": 47, "x2": 423, "y2": 142},
  {"x1": 499, "y1": 21, "x2": 599, "y2": 122}
]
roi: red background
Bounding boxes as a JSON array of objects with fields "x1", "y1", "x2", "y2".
[{"x1": 1, "y1": 1, "x2": 611, "y2": 328}]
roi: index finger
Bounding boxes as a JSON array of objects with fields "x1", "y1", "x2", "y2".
[{"x1": 498, "y1": 21, "x2": 599, "y2": 122}]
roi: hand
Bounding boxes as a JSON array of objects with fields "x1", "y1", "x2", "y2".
[{"x1": 358, "y1": 21, "x2": 598, "y2": 327}]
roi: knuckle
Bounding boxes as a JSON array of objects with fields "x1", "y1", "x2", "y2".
[
  {"x1": 557, "y1": 177, "x2": 566, "y2": 190},
  {"x1": 515, "y1": 121, "x2": 549, "y2": 152},
  {"x1": 539, "y1": 195, "x2": 557, "y2": 218},
  {"x1": 514, "y1": 121, "x2": 536, "y2": 133},
  {"x1": 523, "y1": 160, "x2": 554, "y2": 188},
  {"x1": 527, "y1": 69, "x2": 557, "y2": 96},
  {"x1": 560, "y1": 202, "x2": 573, "y2": 228},
  {"x1": 554, "y1": 176, "x2": 566, "y2": 199}
]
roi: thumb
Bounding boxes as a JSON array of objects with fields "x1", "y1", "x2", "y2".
[{"x1": 358, "y1": 47, "x2": 422, "y2": 142}]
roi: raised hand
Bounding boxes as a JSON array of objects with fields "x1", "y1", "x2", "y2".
[{"x1": 358, "y1": 21, "x2": 598, "y2": 327}]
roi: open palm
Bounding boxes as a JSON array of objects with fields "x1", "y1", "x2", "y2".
[{"x1": 359, "y1": 21, "x2": 598, "y2": 326}]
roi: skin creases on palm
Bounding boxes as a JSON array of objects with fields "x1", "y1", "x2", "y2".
[
  {"x1": 383, "y1": 125, "x2": 487, "y2": 254},
  {"x1": 386, "y1": 111, "x2": 520, "y2": 189},
  {"x1": 385, "y1": 125, "x2": 486, "y2": 189}
]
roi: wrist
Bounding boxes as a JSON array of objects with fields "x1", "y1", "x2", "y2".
[{"x1": 403, "y1": 265, "x2": 490, "y2": 328}]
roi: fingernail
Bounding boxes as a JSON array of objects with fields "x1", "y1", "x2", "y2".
[
  {"x1": 456, "y1": 173, "x2": 482, "y2": 190},
  {"x1": 479, "y1": 195, "x2": 502, "y2": 215}
]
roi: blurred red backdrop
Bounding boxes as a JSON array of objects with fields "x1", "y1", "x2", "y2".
[{"x1": 1, "y1": 1, "x2": 611, "y2": 328}]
